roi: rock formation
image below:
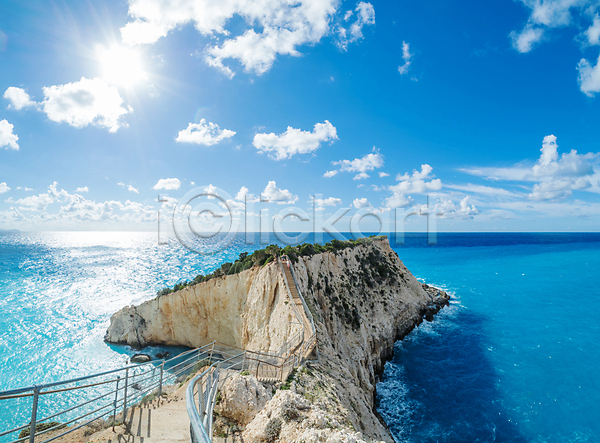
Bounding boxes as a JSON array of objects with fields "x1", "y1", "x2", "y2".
[{"x1": 105, "y1": 236, "x2": 450, "y2": 442}]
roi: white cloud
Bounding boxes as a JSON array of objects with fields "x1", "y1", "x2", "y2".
[
  {"x1": 578, "y1": 54, "x2": 600, "y2": 96},
  {"x1": 529, "y1": 177, "x2": 591, "y2": 200},
  {"x1": 462, "y1": 135, "x2": 599, "y2": 201},
  {"x1": 121, "y1": 0, "x2": 365, "y2": 77},
  {"x1": 315, "y1": 197, "x2": 342, "y2": 206},
  {"x1": 586, "y1": 14, "x2": 600, "y2": 45},
  {"x1": 176, "y1": 119, "x2": 236, "y2": 145},
  {"x1": 42, "y1": 78, "x2": 132, "y2": 132},
  {"x1": 391, "y1": 164, "x2": 443, "y2": 193},
  {"x1": 398, "y1": 41, "x2": 413, "y2": 74},
  {"x1": 510, "y1": 1, "x2": 600, "y2": 95},
  {"x1": 0, "y1": 120, "x2": 19, "y2": 150},
  {"x1": 426, "y1": 196, "x2": 478, "y2": 219},
  {"x1": 261, "y1": 181, "x2": 297, "y2": 204},
  {"x1": 384, "y1": 192, "x2": 413, "y2": 208},
  {"x1": 337, "y1": 2, "x2": 375, "y2": 50},
  {"x1": 378, "y1": 172, "x2": 390, "y2": 178},
  {"x1": 119, "y1": 182, "x2": 140, "y2": 193},
  {"x1": 0, "y1": 183, "x2": 10, "y2": 194},
  {"x1": 4, "y1": 182, "x2": 156, "y2": 224},
  {"x1": 75, "y1": 187, "x2": 89, "y2": 193},
  {"x1": 235, "y1": 186, "x2": 250, "y2": 201},
  {"x1": 326, "y1": 147, "x2": 384, "y2": 178},
  {"x1": 510, "y1": 26, "x2": 545, "y2": 53},
  {"x1": 253, "y1": 121, "x2": 337, "y2": 160},
  {"x1": 459, "y1": 196, "x2": 479, "y2": 215},
  {"x1": 383, "y1": 164, "x2": 441, "y2": 209},
  {"x1": 153, "y1": 178, "x2": 181, "y2": 190},
  {"x1": 511, "y1": 0, "x2": 582, "y2": 53},
  {"x1": 4, "y1": 87, "x2": 36, "y2": 110},
  {"x1": 353, "y1": 197, "x2": 371, "y2": 208}
]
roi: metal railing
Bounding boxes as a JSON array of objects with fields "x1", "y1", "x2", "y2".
[
  {"x1": 1, "y1": 258, "x2": 319, "y2": 443},
  {"x1": 0, "y1": 343, "x2": 217, "y2": 443}
]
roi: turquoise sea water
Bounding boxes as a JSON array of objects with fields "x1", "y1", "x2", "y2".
[{"x1": 1, "y1": 231, "x2": 599, "y2": 442}]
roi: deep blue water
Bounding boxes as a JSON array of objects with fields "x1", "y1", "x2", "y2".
[
  {"x1": 0, "y1": 231, "x2": 599, "y2": 442},
  {"x1": 379, "y1": 233, "x2": 600, "y2": 443}
]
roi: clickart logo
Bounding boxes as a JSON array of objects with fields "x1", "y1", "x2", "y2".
[{"x1": 157, "y1": 186, "x2": 442, "y2": 255}]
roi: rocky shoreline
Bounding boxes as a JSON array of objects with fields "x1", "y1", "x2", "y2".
[{"x1": 105, "y1": 237, "x2": 450, "y2": 442}]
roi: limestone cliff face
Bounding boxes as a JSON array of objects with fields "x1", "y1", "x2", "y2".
[
  {"x1": 104, "y1": 262, "x2": 301, "y2": 353},
  {"x1": 105, "y1": 237, "x2": 449, "y2": 442},
  {"x1": 262, "y1": 237, "x2": 449, "y2": 442}
]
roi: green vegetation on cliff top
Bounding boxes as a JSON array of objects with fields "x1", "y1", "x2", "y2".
[{"x1": 156, "y1": 235, "x2": 386, "y2": 297}]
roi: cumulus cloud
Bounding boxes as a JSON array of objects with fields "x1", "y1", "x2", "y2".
[
  {"x1": 384, "y1": 192, "x2": 413, "y2": 208},
  {"x1": 509, "y1": 1, "x2": 600, "y2": 95},
  {"x1": 391, "y1": 164, "x2": 443, "y2": 193},
  {"x1": 510, "y1": 26, "x2": 545, "y2": 53},
  {"x1": 315, "y1": 197, "x2": 342, "y2": 206},
  {"x1": 578, "y1": 54, "x2": 600, "y2": 96},
  {"x1": 75, "y1": 187, "x2": 89, "y2": 193},
  {"x1": 378, "y1": 172, "x2": 390, "y2": 178},
  {"x1": 429, "y1": 196, "x2": 478, "y2": 218},
  {"x1": 0, "y1": 182, "x2": 10, "y2": 194},
  {"x1": 42, "y1": 78, "x2": 132, "y2": 132},
  {"x1": 253, "y1": 121, "x2": 337, "y2": 160},
  {"x1": 153, "y1": 178, "x2": 181, "y2": 190},
  {"x1": 353, "y1": 197, "x2": 371, "y2": 208},
  {"x1": 326, "y1": 147, "x2": 384, "y2": 179},
  {"x1": 0, "y1": 119, "x2": 19, "y2": 150},
  {"x1": 119, "y1": 182, "x2": 140, "y2": 193},
  {"x1": 4, "y1": 182, "x2": 156, "y2": 224},
  {"x1": 261, "y1": 181, "x2": 297, "y2": 204},
  {"x1": 121, "y1": 0, "x2": 371, "y2": 77},
  {"x1": 337, "y1": 2, "x2": 375, "y2": 50},
  {"x1": 4, "y1": 87, "x2": 36, "y2": 110},
  {"x1": 383, "y1": 164, "x2": 441, "y2": 208},
  {"x1": 235, "y1": 186, "x2": 255, "y2": 201},
  {"x1": 462, "y1": 135, "x2": 598, "y2": 200},
  {"x1": 398, "y1": 41, "x2": 413, "y2": 74},
  {"x1": 176, "y1": 119, "x2": 236, "y2": 145},
  {"x1": 585, "y1": 14, "x2": 600, "y2": 45}
]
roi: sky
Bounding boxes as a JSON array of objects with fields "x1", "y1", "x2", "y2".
[{"x1": 1, "y1": 0, "x2": 600, "y2": 234}]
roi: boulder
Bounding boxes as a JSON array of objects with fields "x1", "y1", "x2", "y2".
[
  {"x1": 216, "y1": 373, "x2": 272, "y2": 426},
  {"x1": 130, "y1": 353, "x2": 151, "y2": 363}
]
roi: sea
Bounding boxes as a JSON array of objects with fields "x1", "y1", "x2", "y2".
[{"x1": 0, "y1": 231, "x2": 599, "y2": 442}]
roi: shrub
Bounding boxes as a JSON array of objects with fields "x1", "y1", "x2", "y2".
[
  {"x1": 264, "y1": 418, "x2": 282, "y2": 442},
  {"x1": 19, "y1": 422, "x2": 65, "y2": 438}
]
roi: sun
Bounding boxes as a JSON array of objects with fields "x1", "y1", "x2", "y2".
[{"x1": 97, "y1": 45, "x2": 145, "y2": 87}]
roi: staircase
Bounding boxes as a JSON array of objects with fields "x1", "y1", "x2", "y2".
[{"x1": 280, "y1": 261, "x2": 317, "y2": 360}]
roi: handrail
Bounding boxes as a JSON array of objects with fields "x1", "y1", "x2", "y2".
[
  {"x1": 0, "y1": 342, "x2": 218, "y2": 443},
  {"x1": 2, "y1": 258, "x2": 319, "y2": 443}
]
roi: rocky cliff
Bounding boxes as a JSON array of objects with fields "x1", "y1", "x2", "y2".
[
  {"x1": 105, "y1": 236, "x2": 449, "y2": 442},
  {"x1": 104, "y1": 262, "x2": 302, "y2": 353}
]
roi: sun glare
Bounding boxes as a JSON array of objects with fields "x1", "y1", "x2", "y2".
[{"x1": 97, "y1": 45, "x2": 145, "y2": 87}]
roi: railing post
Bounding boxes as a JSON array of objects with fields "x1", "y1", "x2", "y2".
[
  {"x1": 242, "y1": 352, "x2": 246, "y2": 372},
  {"x1": 198, "y1": 377, "x2": 204, "y2": 419},
  {"x1": 256, "y1": 360, "x2": 260, "y2": 378},
  {"x1": 113, "y1": 376, "x2": 120, "y2": 431},
  {"x1": 28, "y1": 386, "x2": 39, "y2": 443},
  {"x1": 122, "y1": 368, "x2": 129, "y2": 421},
  {"x1": 158, "y1": 363, "x2": 164, "y2": 396},
  {"x1": 209, "y1": 343, "x2": 214, "y2": 365}
]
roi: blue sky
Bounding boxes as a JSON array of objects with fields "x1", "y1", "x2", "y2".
[{"x1": 1, "y1": 0, "x2": 600, "y2": 233}]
